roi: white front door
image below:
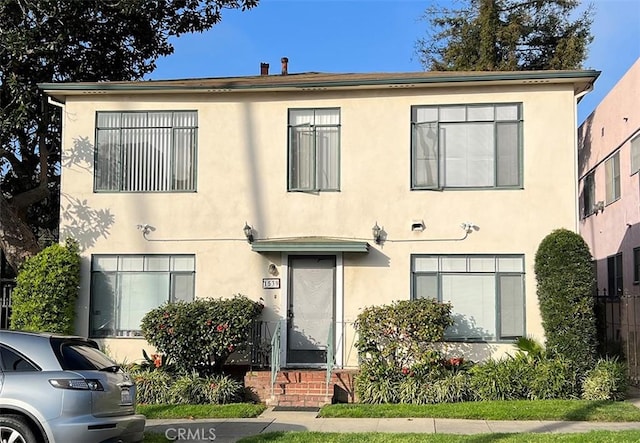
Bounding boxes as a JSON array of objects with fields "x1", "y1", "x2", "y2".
[{"x1": 286, "y1": 256, "x2": 335, "y2": 366}]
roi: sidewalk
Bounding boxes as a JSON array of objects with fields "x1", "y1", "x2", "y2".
[{"x1": 145, "y1": 395, "x2": 640, "y2": 443}]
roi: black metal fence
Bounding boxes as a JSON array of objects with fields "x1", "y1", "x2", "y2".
[
  {"x1": 0, "y1": 282, "x2": 13, "y2": 329},
  {"x1": 596, "y1": 290, "x2": 640, "y2": 386}
]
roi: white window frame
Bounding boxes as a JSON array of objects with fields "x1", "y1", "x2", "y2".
[
  {"x1": 411, "y1": 254, "x2": 525, "y2": 342},
  {"x1": 90, "y1": 254, "x2": 195, "y2": 338}
]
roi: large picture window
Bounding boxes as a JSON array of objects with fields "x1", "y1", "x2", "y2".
[
  {"x1": 411, "y1": 254, "x2": 525, "y2": 341},
  {"x1": 95, "y1": 111, "x2": 197, "y2": 192},
  {"x1": 411, "y1": 104, "x2": 522, "y2": 189},
  {"x1": 288, "y1": 108, "x2": 340, "y2": 191},
  {"x1": 90, "y1": 254, "x2": 195, "y2": 337}
]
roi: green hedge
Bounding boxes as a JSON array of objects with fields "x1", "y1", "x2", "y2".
[
  {"x1": 534, "y1": 228, "x2": 597, "y2": 379},
  {"x1": 11, "y1": 239, "x2": 80, "y2": 334}
]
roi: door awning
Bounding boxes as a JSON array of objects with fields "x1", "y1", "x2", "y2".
[{"x1": 251, "y1": 237, "x2": 370, "y2": 253}]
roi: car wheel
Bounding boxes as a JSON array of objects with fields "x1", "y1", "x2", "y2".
[{"x1": 0, "y1": 415, "x2": 37, "y2": 443}]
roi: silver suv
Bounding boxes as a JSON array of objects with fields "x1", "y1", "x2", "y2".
[{"x1": 0, "y1": 330, "x2": 145, "y2": 443}]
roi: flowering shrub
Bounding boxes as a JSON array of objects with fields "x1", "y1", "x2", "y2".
[
  {"x1": 141, "y1": 294, "x2": 263, "y2": 375},
  {"x1": 354, "y1": 298, "x2": 461, "y2": 403},
  {"x1": 355, "y1": 298, "x2": 453, "y2": 371}
]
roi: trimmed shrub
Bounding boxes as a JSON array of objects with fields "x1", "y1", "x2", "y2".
[
  {"x1": 354, "y1": 298, "x2": 454, "y2": 403},
  {"x1": 355, "y1": 298, "x2": 453, "y2": 371},
  {"x1": 534, "y1": 228, "x2": 597, "y2": 379},
  {"x1": 141, "y1": 295, "x2": 263, "y2": 375},
  {"x1": 582, "y1": 357, "x2": 628, "y2": 401},
  {"x1": 11, "y1": 239, "x2": 80, "y2": 334}
]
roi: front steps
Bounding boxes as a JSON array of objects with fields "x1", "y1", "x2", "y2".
[{"x1": 244, "y1": 369, "x2": 357, "y2": 407}]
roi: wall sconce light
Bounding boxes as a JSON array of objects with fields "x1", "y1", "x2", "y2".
[
  {"x1": 136, "y1": 223, "x2": 155, "y2": 238},
  {"x1": 460, "y1": 222, "x2": 478, "y2": 234},
  {"x1": 243, "y1": 222, "x2": 254, "y2": 243},
  {"x1": 411, "y1": 220, "x2": 426, "y2": 232},
  {"x1": 372, "y1": 222, "x2": 383, "y2": 245}
]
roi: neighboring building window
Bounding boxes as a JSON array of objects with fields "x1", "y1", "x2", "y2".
[
  {"x1": 605, "y1": 152, "x2": 620, "y2": 204},
  {"x1": 411, "y1": 104, "x2": 522, "y2": 189},
  {"x1": 583, "y1": 172, "x2": 595, "y2": 217},
  {"x1": 90, "y1": 255, "x2": 195, "y2": 337},
  {"x1": 288, "y1": 108, "x2": 340, "y2": 191},
  {"x1": 411, "y1": 255, "x2": 525, "y2": 341},
  {"x1": 95, "y1": 111, "x2": 197, "y2": 192},
  {"x1": 631, "y1": 135, "x2": 640, "y2": 174},
  {"x1": 607, "y1": 252, "x2": 623, "y2": 297},
  {"x1": 634, "y1": 247, "x2": 640, "y2": 284}
]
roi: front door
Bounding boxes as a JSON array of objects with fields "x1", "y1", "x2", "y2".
[{"x1": 287, "y1": 256, "x2": 335, "y2": 366}]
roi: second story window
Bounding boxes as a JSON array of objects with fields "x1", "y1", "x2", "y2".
[
  {"x1": 605, "y1": 151, "x2": 620, "y2": 204},
  {"x1": 288, "y1": 108, "x2": 340, "y2": 192},
  {"x1": 411, "y1": 104, "x2": 522, "y2": 190},
  {"x1": 631, "y1": 134, "x2": 640, "y2": 175},
  {"x1": 583, "y1": 172, "x2": 595, "y2": 217},
  {"x1": 95, "y1": 111, "x2": 197, "y2": 192}
]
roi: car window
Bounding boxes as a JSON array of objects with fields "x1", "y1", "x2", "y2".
[
  {"x1": 57, "y1": 342, "x2": 117, "y2": 371},
  {"x1": 0, "y1": 346, "x2": 38, "y2": 372}
]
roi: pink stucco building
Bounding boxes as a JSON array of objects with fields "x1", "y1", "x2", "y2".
[{"x1": 578, "y1": 58, "x2": 640, "y2": 365}]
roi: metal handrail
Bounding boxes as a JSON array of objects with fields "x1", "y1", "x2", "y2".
[
  {"x1": 270, "y1": 321, "x2": 282, "y2": 398},
  {"x1": 326, "y1": 321, "x2": 334, "y2": 395}
]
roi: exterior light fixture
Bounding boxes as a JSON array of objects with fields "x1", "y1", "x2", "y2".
[
  {"x1": 243, "y1": 222, "x2": 254, "y2": 243},
  {"x1": 372, "y1": 222, "x2": 383, "y2": 245},
  {"x1": 460, "y1": 222, "x2": 478, "y2": 234},
  {"x1": 411, "y1": 220, "x2": 426, "y2": 232}
]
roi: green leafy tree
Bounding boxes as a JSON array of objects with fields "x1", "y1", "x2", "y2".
[
  {"x1": 11, "y1": 238, "x2": 80, "y2": 333},
  {"x1": 0, "y1": 0, "x2": 259, "y2": 271},
  {"x1": 534, "y1": 228, "x2": 597, "y2": 378},
  {"x1": 416, "y1": 0, "x2": 593, "y2": 71}
]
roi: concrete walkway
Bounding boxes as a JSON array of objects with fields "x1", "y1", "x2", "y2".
[{"x1": 145, "y1": 396, "x2": 640, "y2": 442}]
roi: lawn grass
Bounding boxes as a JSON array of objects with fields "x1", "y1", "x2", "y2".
[
  {"x1": 137, "y1": 402, "x2": 266, "y2": 419},
  {"x1": 236, "y1": 431, "x2": 640, "y2": 442},
  {"x1": 318, "y1": 400, "x2": 640, "y2": 422}
]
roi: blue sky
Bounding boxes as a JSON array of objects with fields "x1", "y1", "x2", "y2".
[{"x1": 147, "y1": 0, "x2": 640, "y2": 124}]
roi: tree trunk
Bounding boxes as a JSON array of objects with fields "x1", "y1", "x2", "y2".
[{"x1": 0, "y1": 194, "x2": 41, "y2": 272}]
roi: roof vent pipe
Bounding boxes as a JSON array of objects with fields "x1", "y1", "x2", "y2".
[
  {"x1": 260, "y1": 63, "x2": 269, "y2": 76},
  {"x1": 281, "y1": 57, "x2": 288, "y2": 75}
]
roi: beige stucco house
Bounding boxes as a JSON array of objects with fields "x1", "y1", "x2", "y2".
[
  {"x1": 578, "y1": 58, "x2": 640, "y2": 368},
  {"x1": 41, "y1": 66, "x2": 598, "y2": 370}
]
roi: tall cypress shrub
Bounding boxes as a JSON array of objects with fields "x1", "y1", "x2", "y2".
[
  {"x1": 534, "y1": 228, "x2": 597, "y2": 378},
  {"x1": 11, "y1": 239, "x2": 81, "y2": 334}
]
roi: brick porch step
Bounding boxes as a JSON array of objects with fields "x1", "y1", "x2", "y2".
[{"x1": 244, "y1": 369, "x2": 357, "y2": 407}]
